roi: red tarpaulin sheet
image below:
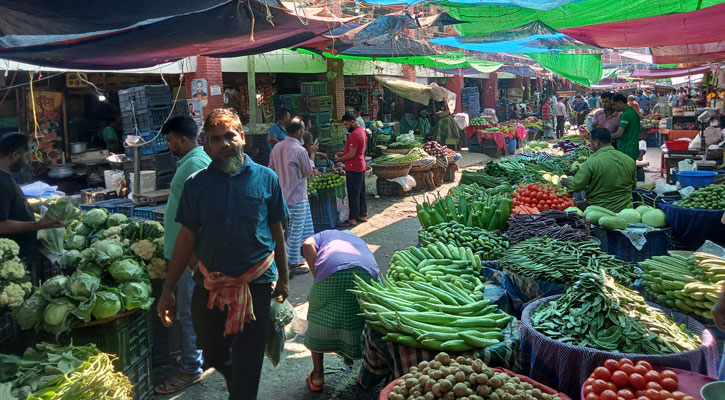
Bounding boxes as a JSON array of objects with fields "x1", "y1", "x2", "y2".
[
  {"x1": 652, "y1": 42, "x2": 725, "y2": 64},
  {"x1": 630, "y1": 65, "x2": 715, "y2": 79},
  {"x1": 465, "y1": 126, "x2": 510, "y2": 151},
  {"x1": 560, "y1": 3, "x2": 725, "y2": 48}
]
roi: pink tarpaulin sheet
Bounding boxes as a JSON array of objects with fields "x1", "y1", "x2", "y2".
[
  {"x1": 652, "y1": 42, "x2": 725, "y2": 64},
  {"x1": 560, "y1": 3, "x2": 725, "y2": 48},
  {"x1": 631, "y1": 65, "x2": 715, "y2": 79},
  {"x1": 465, "y1": 126, "x2": 506, "y2": 151}
]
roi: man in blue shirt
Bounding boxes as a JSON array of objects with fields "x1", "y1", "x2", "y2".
[
  {"x1": 158, "y1": 108, "x2": 289, "y2": 400},
  {"x1": 572, "y1": 94, "x2": 589, "y2": 128},
  {"x1": 638, "y1": 90, "x2": 651, "y2": 114},
  {"x1": 268, "y1": 108, "x2": 290, "y2": 151}
]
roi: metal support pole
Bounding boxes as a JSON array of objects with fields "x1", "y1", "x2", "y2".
[
  {"x1": 133, "y1": 146, "x2": 141, "y2": 201},
  {"x1": 247, "y1": 56, "x2": 257, "y2": 135}
]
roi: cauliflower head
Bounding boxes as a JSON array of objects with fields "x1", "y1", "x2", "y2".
[
  {"x1": 0, "y1": 282, "x2": 26, "y2": 308},
  {"x1": 0, "y1": 238, "x2": 20, "y2": 262},
  {"x1": 147, "y1": 257, "x2": 167, "y2": 280},
  {"x1": 130, "y1": 239, "x2": 156, "y2": 261},
  {"x1": 0, "y1": 258, "x2": 26, "y2": 280},
  {"x1": 103, "y1": 226, "x2": 123, "y2": 238}
]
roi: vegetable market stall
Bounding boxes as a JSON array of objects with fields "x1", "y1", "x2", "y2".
[{"x1": 660, "y1": 184, "x2": 725, "y2": 250}]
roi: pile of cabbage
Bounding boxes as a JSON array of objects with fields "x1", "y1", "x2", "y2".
[{"x1": 14, "y1": 209, "x2": 164, "y2": 336}]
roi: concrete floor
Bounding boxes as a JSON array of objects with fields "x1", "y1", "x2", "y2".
[{"x1": 150, "y1": 140, "x2": 663, "y2": 400}]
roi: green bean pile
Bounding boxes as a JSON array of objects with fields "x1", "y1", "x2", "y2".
[
  {"x1": 501, "y1": 237, "x2": 638, "y2": 285},
  {"x1": 532, "y1": 272, "x2": 701, "y2": 354}
]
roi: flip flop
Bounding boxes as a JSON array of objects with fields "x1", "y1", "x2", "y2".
[
  {"x1": 307, "y1": 372, "x2": 324, "y2": 392},
  {"x1": 358, "y1": 217, "x2": 368, "y2": 222},
  {"x1": 338, "y1": 220, "x2": 357, "y2": 227}
]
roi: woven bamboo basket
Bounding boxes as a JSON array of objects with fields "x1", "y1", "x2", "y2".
[{"x1": 372, "y1": 163, "x2": 412, "y2": 179}]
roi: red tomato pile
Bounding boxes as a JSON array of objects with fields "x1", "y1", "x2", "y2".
[
  {"x1": 513, "y1": 183, "x2": 575, "y2": 212},
  {"x1": 583, "y1": 358, "x2": 694, "y2": 400}
]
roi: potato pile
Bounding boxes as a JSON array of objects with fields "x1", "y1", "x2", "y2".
[{"x1": 387, "y1": 352, "x2": 562, "y2": 400}]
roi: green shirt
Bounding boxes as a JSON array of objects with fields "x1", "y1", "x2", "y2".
[
  {"x1": 566, "y1": 146, "x2": 636, "y2": 213},
  {"x1": 616, "y1": 106, "x2": 640, "y2": 160},
  {"x1": 163, "y1": 146, "x2": 211, "y2": 259},
  {"x1": 102, "y1": 126, "x2": 119, "y2": 150}
]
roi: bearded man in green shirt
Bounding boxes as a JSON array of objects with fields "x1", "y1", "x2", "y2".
[
  {"x1": 611, "y1": 93, "x2": 640, "y2": 161},
  {"x1": 561, "y1": 127, "x2": 636, "y2": 213}
]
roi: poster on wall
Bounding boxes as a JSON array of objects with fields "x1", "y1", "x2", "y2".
[
  {"x1": 191, "y1": 78, "x2": 208, "y2": 107},
  {"x1": 187, "y1": 98, "x2": 203, "y2": 130},
  {"x1": 27, "y1": 90, "x2": 63, "y2": 163}
]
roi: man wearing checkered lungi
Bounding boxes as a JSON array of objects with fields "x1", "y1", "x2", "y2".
[{"x1": 269, "y1": 117, "x2": 317, "y2": 277}]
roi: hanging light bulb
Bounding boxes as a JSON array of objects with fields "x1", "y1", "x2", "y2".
[{"x1": 98, "y1": 94, "x2": 107, "y2": 101}]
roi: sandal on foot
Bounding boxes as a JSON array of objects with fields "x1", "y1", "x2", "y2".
[
  {"x1": 338, "y1": 220, "x2": 357, "y2": 227},
  {"x1": 307, "y1": 371, "x2": 324, "y2": 392},
  {"x1": 154, "y1": 371, "x2": 203, "y2": 395},
  {"x1": 358, "y1": 217, "x2": 368, "y2": 222}
]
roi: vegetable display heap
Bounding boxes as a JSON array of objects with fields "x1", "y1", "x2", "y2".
[
  {"x1": 640, "y1": 252, "x2": 725, "y2": 320},
  {"x1": 502, "y1": 238, "x2": 637, "y2": 285},
  {"x1": 418, "y1": 221, "x2": 509, "y2": 261},
  {"x1": 0, "y1": 343, "x2": 132, "y2": 400},
  {"x1": 583, "y1": 359, "x2": 696, "y2": 400},
  {"x1": 387, "y1": 352, "x2": 562, "y2": 400},
  {"x1": 423, "y1": 141, "x2": 449, "y2": 158},
  {"x1": 507, "y1": 210, "x2": 591, "y2": 243},
  {"x1": 415, "y1": 184, "x2": 513, "y2": 232},
  {"x1": 673, "y1": 184, "x2": 725, "y2": 210},
  {"x1": 0, "y1": 239, "x2": 31, "y2": 309},
  {"x1": 585, "y1": 205, "x2": 667, "y2": 230},
  {"x1": 532, "y1": 272, "x2": 701, "y2": 354},
  {"x1": 512, "y1": 183, "x2": 575, "y2": 213},
  {"x1": 14, "y1": 210, "x2": 161, "y2": 335}
]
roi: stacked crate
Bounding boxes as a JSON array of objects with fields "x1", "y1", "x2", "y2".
[
  {"x1": 247, "y1": 132, "x2": 271, "y2": 166},
  {"x1": 461, "y1": 87, "x2": 481, "y2": 118},
  {"x1": 122, "y1": 151, "x2": 177, "y2": 190},
  {"x1": 119, "y1": 85, "x2": 173, "y2": 156},
  {"x1": 299, "y1": 82, "x2": 332, "y2": 138}
]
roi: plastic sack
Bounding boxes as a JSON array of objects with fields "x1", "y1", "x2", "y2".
[
  {"x1": 697, "y1": 240, "x2": 725, "y2": 258},
  {"x1": 386, "y1": 175, "x2": 415, "y2": 192},
  {"x1": 397, "y1": 133, "x2": 415, "y2": 142},
  {"x1": 265, "y1": 299, "x2": 295, "y2": 367},
  {"x1": 337, "y1": 196, "x2": 350, "y2": 224}
]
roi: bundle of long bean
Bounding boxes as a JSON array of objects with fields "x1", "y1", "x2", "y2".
[
  {"x1": 501, "y1": 237, "x2": 637, "y2": 285},
  {"x1": 507, "y1": 210, "x2": 590, "y2": 244},
  {"x1": 532, "y1": 271, "x2": 701, "y2": 354}
]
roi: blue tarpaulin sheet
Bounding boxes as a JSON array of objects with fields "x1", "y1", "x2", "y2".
[{"x1": 362, "y1": 0, "x2": 585, "y2": 11}]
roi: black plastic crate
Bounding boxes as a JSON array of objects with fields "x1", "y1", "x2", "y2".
[
  {"x1": 307, "y1": 96, "x2": 333, "y2": 112},
  {"x1": 170, "y1": 99, "x2": 191, "y2": 118},
  {"x1": 65, "y1": 310, "x2": 152, "y2": 371},
  {"x1": 32, "y1": 255, "x2": 62, "y2": 286},
  {"x1": 376, "y1": 178, "x2": 404, "y2": 197},
  {"x1": 118, "y1": 85, "x2": 172, "y2": 112},
  {"x1": 301, "y1": 82, "x2": 327, "y2": 97},
  {"x1": 150, "y1": 281, "x2": 182, "y2": 365},
  {"x1": 125, "y1": 350, "x2": 153, "y2": 400},
  {"x1": 310, "y1": 196, "x2": 338, "y2": 232},
  {"x1": 121, "y1": 106, "x2": 172, "y2": 134},
  {"x1": 592, "y1": 227, "x2": 671, "y2": 265},
  {"x1": 0, "y1": 309, "x2": 16, "y2": 347}
]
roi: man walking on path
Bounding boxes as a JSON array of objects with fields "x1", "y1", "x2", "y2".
[
  {"x1": 335, "y1": 113, "x2": 367, "y2": 226},
  {"x1": 269, "y1": 118, "x2": 316, "y2": 277},
  {"x1": 553, "y1": 97, "x2": 567, "y2": 138},
  {"x1": 158, "y1": 108, "x2": 289, "y2": 400},
  {"x1": 155, "y1": 116, "x2": 211, "y2": 395}
]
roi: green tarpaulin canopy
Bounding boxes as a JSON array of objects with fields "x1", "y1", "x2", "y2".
[
  {"x1": 442, "y1": 0, "x2": 725, "y2": 36},
  {"x1": 528, "y1": 53, "x2": 602, "y2": 86}
]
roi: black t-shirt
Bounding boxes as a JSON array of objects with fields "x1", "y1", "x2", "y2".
[{"x1": 0, "y1": 171, "x2": 36, "y2": 263}]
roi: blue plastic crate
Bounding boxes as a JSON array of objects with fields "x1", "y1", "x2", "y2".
[
  {"x1": 592, "y1": 227, "x2": 671, "y2": 265},
  {"x1": 124, "y1": 132, "x2": 168, "y2": 156},
  {"x1": 118, "y1": 203, "x2": 136, "y2": 217},
  {"x1": 646, "y1": 132, "x2": 660, "y2": 147},
  {"x1": 132, "y1": 205, "x2": 166, "y2": 220},
  {"x1": 121, "y1": 106, "x2": 172, "y2": 134},
  {"x1": 80, "y1": 198, "x2": 134, "y2": 214},
  {"x1": 118, "y1": 85, "x2": 172, "y2": 112},
  {"x1": 309, "y1": 196, "x2": 338, "y2": 232}
]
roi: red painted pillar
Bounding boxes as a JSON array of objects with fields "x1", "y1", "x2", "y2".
[
  {"x1": 186, "y1": 56, "x2": 224, "y2": 118},
  {"x1": 403, "y1": 65, "x2": 416, "y2": 82},
  {"x1": 483, "y1": 72, "x2": 498, "y2": 109},
  {"x1": 446, "y1": 74, "x2": 464, "y2": 113}
]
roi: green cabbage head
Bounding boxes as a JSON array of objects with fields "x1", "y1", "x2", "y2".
[
  {"x1": 40, "y1": 275, "x2": 69, "y2": 298},
  {"x1": 82, "y1": 208, "x2": 109, "y2": 228},
  {"x1": 92, "y1": 291, "x2": 122, "y2": 320},
  {"x1": 108, "y1": 258, "x2": 144, "y2": 282},
  {"x1": 68, "y1": 270, "x2": 100, "y2": 298},
  {"x1": 105, "y1": 213, "x2": 128, "y2": 228},
  {"x1": 74, "y1": 223, "x2": 93, "y2": 236},
  {"x1": 60, "y1": 249, "x2": 82, "y2": 269},
  {"x1": 13, "y1": 294, "x2": 48, "y2": 330},
  {"x1": 64, "y1": 234, "x2": 87, "y2": 250},
  {"x1": 120, "y1": 281, "x2": 153, "y2": 311},
  {"x1": 43, "y1": 297, "x2": 76, "y2": 327},
  {"x1": 92, "y1": 239, "x2": 124, "y2": 264}
]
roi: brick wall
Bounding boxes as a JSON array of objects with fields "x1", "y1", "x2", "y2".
[
  {"x1": 403, "y1": 65, "x2": 416, "y2": 82},
  {"x1": 327, "y1": 58, "x2": 345, "y2": 120},
  {"x1": 186, "y1": 56, "x2": 224, "y2": 118}
]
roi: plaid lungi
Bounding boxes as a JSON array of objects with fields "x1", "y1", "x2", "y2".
[
  {"x1": 304, "y1": 268, "x2": 371, "y2": 359},
  {"x1": 286, "y1": 199, "x2": 314, "y2": 265}
]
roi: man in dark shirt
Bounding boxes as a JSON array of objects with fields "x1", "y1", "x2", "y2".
[
  {"x1": 0, "y1": 133, "x2": 62, "y2": 264},
  {"x1": 157, "y1": 109, "x2": 289, "y2": 400}
]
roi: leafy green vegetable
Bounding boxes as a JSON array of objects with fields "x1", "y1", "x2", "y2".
[
  {"x1": 92, "y1": 239, "x2": 124, "y2": 264},
  {"x1": 64, "y1": 234, "x2": 87, "y2": 250},
  {"x1": 140, "y1": 220, "x2": 164, "y2": 240},
  {"x1": 120, "y1": 281, "x2": 153, "y2": 311},
  {"x1": 108, "y1": 258, "x2": 143, "y2": 282},
  {"x1": 45, "y1": 197, "x2": 81, "y2": 225},
  {"x1": 43, "y1": 297, "x2": 76, "y2": 335},
  {"x1": 68, "y1": 270, "x2": 100, "y2": 298},
  {"x1": 74, "y1": 223, "x2": 93, "y2": 236},
  {"x1": 82, "y1": 208, "x2": 109, "y2": 228},
  {"x1": 37, "y1": 227, "x2": 65, "y2": 256},
  {"x1": 105, "y1": 213, "x2": 128, "y2": 228},
  {"x1": 12, "y1": 294, "x2": 47, "y2": 330},
  {"x1": 39, "y1": 275, "x2": 69, "y2": 298},
  {"x1": 60, "y1": 249, "x2": 82, "y2": 269},
  {"x1": 92, "y1": 290, "x2": 122, "y2": 320}
]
